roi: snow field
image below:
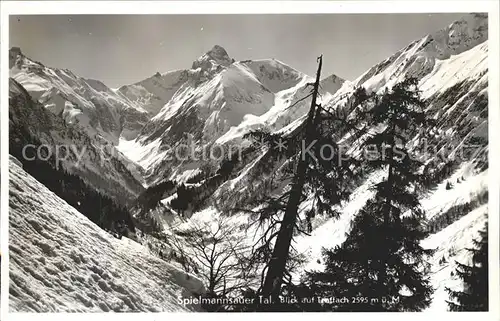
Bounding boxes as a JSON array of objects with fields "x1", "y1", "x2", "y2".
[{"x1": 9, "y1": 160, "x2": 204, "y2": 312}]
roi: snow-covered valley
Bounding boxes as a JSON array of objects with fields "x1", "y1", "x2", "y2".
[{"x1": 7, "y1": 12, "x2": 492, "y2": 313}]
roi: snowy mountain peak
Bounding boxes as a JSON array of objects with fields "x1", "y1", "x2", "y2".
[
  {"x1": 9, "y1": 49, "x2": 151, "y2": 143},
  {"x1": 353, "y1": 13, "x2": 488, "y2": 93},
  {"x1": 427, "y1": 12, "x2": 488, "y2": 60},
  {"x1": 206, "y1": 44, "x2": 231, "y2": 62},
  {"x1": 117, "y1": 69, "x2": 189, "y2": 116},
  {"x1": 320, "y1": 73, "x2": 346, "y2": 95},
  {"x1": 192, "y1": 44, "x2": 235, "y2": 71}
]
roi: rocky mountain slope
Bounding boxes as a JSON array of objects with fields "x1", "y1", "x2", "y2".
[
  {"x1": 117, "y1": 69, "x2": 189, "y2": 117},
  {"x1": 118, "y1": 45, "x2": 345, "y2": 185},
  {"x1": 352, "y1": 12, "x2": 488, "y2": 93},
  {"x1": 9, "y1": 47, "x2": 150, "y2": 143},
  {"x1": 9, "y1": 78, "x2": 144, "y2": 202},
  {"x1": 217, "y1": 12, "x2": 488, "y2": 208}
]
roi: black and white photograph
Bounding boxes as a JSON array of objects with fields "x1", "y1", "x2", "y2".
[{"x1": 1, "y1": 1, "x2": 499, "y2": 316}]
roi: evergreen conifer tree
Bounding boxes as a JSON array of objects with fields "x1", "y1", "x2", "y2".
[
  {"x1": 446, "y1": 221, "x2": 488, "y2": 311},
  {"x1": 302, "y1": 77, "x2": 434, "y2": 312}
]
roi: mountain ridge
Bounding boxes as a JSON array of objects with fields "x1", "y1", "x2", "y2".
[
  {"x1": 119, "y1": 45, "x2": 346, "y2": 184},
  {"x1": 9, "y1": 47, "x2": 151, "y2": 143}
]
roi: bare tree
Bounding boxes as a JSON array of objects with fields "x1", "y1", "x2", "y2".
[
  {"x1": 239, "y1": 56, "x2": 359, "y2": 310},
  {"x1": 168, "y1": 216, "x2": 259, "y2": 306},
  {"x1": 257, "y1": 55, "x2": 324, "y2": 304}
]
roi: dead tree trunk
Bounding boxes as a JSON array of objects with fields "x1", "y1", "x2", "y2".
[{"x1": 260, "y1": 55, "x2": 323, "y2": 305}]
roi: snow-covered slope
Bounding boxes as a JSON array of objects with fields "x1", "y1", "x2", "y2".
[
  {"x1": 9, "y1": 47, "x2": 150, "y2": 143},
  {"x1": 9, "y1": 78, "x2": 144, "y2": 202},
  {"x1": 9, "y1": 160, "x2": 204, "y2": 312},
  {"x1": 117, "y1": 69, "x2": 189, "y2": 117},
  {"x1": 291, "y1": 11, "x2": 489, "y2": 282},
  {"x1": 207, "y1": 11, "x2": 488, "y2": 222},
  {"x1": 8, "y1": 13, "x2": 490, "y2": 313},
  {"x1": 120, "y1": 45, "x2": 345, "y2": 184},
  {"x1": 129, "y1": 13, "x2": 489, "y2": 312},
  {"x1": 353, "y1": 12, "x2": 487, "y2": 93},
  {"x1": 421, "y1": 204, "x2": 488, "y2": 311}
]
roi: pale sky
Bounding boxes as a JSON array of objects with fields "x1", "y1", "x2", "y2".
[{"x1": 10, "y1": 14, "x2": 467, "y2": 88}]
